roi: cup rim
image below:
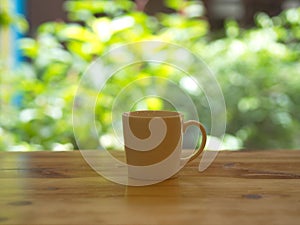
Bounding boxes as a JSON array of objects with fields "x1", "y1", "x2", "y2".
[{"x1": 123, "y1": 110, "x2": 182, "y2": 118}]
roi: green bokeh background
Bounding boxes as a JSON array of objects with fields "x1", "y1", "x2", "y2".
[{"x1": 1, "y1": 1, "x2": 300, "y2": 151}]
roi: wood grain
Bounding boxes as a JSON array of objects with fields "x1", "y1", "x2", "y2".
[{"x1": 0, "y1": 150, "x2": 299, "y2": 225}]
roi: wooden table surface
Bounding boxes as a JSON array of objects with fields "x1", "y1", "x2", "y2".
[{"x1": 0, "y1": 150, "x2": 299, "y2": 225}]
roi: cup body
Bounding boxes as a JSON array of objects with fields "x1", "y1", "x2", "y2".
[{"x1": 122, "y1": 110, "x2": 183, "y2": 180}]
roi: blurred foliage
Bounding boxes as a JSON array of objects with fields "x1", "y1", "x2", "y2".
[
  {"x1": 203, "y1": 9, "x2": 300, "y2": 149},
  {"x1": 0, "y1": 0, "x2": 300, "y2": 151}
]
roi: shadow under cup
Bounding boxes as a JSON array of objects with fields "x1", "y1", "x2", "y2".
[{"x1": 122, "y1": 110, "x2": 207, "y2": 181}]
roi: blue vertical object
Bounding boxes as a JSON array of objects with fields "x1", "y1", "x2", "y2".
[
  {"x1": 12, "y1": 0, "x2": 27, "y2": 67},
  {"x1": 11, "y1": 0, "x2": 27, "y2": 108}
]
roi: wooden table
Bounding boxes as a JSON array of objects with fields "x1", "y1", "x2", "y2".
[{"x1": 0, "y1": 150, "x2": 299, "y2": 225}]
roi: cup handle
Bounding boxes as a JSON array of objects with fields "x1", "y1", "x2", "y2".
[{"x1": 180, "y1": 120, "x2": 207, "y2": 164}]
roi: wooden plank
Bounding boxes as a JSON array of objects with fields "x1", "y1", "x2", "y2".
[{"x1": 0, "y1": 150, "x2": 299, "y2": 225}]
